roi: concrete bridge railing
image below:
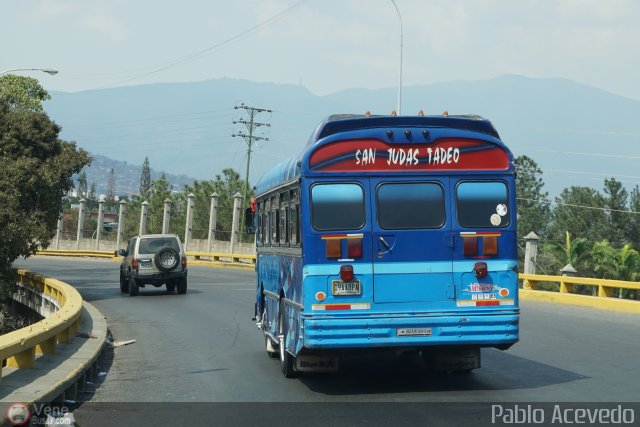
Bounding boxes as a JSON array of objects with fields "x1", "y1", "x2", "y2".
[
  {"x1": 520, "y1": 273, "x2": 640, "y2": 314},
  {"x1": 0, "y1": 270, "x2": 83, "y2": 376},
  {"x1": 0, "y1": 268, "x2": 107, "y2": 414}
]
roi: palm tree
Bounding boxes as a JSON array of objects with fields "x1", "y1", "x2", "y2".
[
  {"x1": 591, "y1": 241, "x2": 640, "y2": 299},
  {"x1": 544, "y1": 231, "x2": 592, "y2": 275}
]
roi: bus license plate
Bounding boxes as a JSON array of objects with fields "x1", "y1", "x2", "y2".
[
  {"x1": 397, "y1": 328, "x2": 432, "y2": 336},
  {"x1": 332, "y1": 280, "x2": 361, "y2": 296}
]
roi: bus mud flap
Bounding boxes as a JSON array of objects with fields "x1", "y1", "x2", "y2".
[
  {"x1": 426, "y1": 347, "x2": 481, "y2": 372},
  {"x1": 295, "y1": 354, "x2": 340, "y2": 373}
]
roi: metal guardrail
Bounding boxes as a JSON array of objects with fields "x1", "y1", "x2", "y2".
[
  {"x1": 520, "y1": 273, "x2": 640, "y2": 314},
  {"x1": 189, "y1": 251, "x2": 256, "y2": 265},
  {"x1": 36, "y1": 249, "x2": 257, "y2": 267},
  {"x1": 36, "y1": 249, "x2": 115, "y2": 259},
  {"x1": 0, "y1": 269, "x2": 83, "y2": 381}
]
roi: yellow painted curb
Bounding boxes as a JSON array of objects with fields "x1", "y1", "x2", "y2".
[{"x1": 520, "y1": 289, "x2": 640, "y2": 314}]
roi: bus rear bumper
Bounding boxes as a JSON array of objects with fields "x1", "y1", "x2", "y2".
[{"x1": 302, "y1": 312, "x2": 519, "y2": 350}]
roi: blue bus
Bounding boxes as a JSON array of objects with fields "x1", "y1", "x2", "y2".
[{"x1": 252, "y1": 113, "x2": 519, "y2": 377}]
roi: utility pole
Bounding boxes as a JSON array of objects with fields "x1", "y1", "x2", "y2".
[{"x1": 232, "y1": 103, "x2": 271, "y2": 241}]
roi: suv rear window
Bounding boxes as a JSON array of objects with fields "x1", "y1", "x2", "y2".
[
  {"x1": 138, "y1": 237, "x2": 181, "y2": 254},
  {"x1": 456, "y1": 181, "x2": 509, "y2": 228}
]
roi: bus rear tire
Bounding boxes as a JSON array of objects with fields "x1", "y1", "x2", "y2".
[{"x1": 279, "y1": 302, "x2": 297, "y2": 378}]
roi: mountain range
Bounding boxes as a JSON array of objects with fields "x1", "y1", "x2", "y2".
[{"x1": 43, "y1": 75, "x2": 640, "y2": 197}]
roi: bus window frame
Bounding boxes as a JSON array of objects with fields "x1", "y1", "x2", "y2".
[
  {"x1": 375, "y1": 181, "x2": 447, "y2": 230},
  {"x1": 310, "y1": 181, "x2": 367, "y2": 232},
  {"x1": 454, "y1": 179, "x2": 511, "y2": 228}
]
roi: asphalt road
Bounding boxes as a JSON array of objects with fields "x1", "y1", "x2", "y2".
[{"x1": 12, "y1": 256, "x2": 640, "y2": 426}]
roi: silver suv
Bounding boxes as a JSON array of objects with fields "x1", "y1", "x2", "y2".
[{"x1": 117, "y1": 234, "x2": 188, "y2": 296}]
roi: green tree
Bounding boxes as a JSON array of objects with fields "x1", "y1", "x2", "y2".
[
  {"x1": 0, "y1": 74, "x2": 50, "y2": 112},
  {"x1": 602, "y1": 178, "x2": 628, "y2": 246},
  {"x1": 107, "y1": 168, "x2": 116, "y2": 201},
  {"x1": 515, "y1": 155, "x2": 551, "y2": 239},
  {"x1": 147, "y1": 174, "x2": 174, "y2": 234},
  {"x1": 139, "y1": 157, "x2": 151, "y2": 199},
  {"x1": 627, "y1": 186, "x2": 640, "y2": 247},
  {"x1": 550, "y1": 186, "x2": 608, "y2": 243},
  {"x1": 77, "y1": 170, "x2": 88, "y2": 198},
  {"x1": 0, "y1": 98, "x2": 90, "y2": 295},
  {"x1": 543, "y1": 231, "x2": 592, "y2": 276}
]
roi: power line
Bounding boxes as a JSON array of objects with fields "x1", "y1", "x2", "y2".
[
  {"x1": 92, "y1": 0, "x2": 310, "y2": 90},
  {"x1": 517, "y1": 197, "x2": 640, "y2": 215}
]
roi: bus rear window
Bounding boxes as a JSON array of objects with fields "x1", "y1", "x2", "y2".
[
  {"x1": 456, "y1": 181, "x2": 509, "y2": 228},
  {"x1": 377, "y1": 182, "x2": 445, "y2": 229},
  {"x1": 311, "y1": 183, "x2": 365, "y2": 231}
]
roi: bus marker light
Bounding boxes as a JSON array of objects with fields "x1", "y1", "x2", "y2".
[
  {"x1": 483, "y1": 236, "x2": 498, "y2": 255},
  {"x1": 326, "y1": 239, "x2": 341, "y2": 258},
  {"x1": 473, "y1": 262, "x2": 488, "y2": 278},
  {"x1": 340, "y1": 264, "x2": 354, "y2": 281},
  {"x1": 315, "y1": 291, "x2": 326, "y2": 302}
]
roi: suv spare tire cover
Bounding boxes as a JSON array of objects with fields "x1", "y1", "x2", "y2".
[{"x1": 155, "y1": 247, "x2": 180, "y2": 272}]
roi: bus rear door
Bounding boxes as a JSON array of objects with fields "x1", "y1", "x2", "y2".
[{"x1": 369, "y1": 177, "x2": 454, "y2": 306}]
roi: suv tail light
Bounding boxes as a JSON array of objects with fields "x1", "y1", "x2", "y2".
[
  {"x1": 131, "y1": 259, "x2": 139, "y2": 270},
  {"x1": 182, "y1": 256, "x2": 187, "y2": 269}
]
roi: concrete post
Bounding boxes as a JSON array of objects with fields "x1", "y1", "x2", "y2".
[
  {"x1": 523, "y1": 231, "x2": 540, "y2": 275},
  {"x1": 76, "y1": 198, "x2": 86, "y2": 250},
  {"x1": 95, "y1": 197, "x2": 105, "y2": 250},
  {"x1": 230, "y1": 192, "x2": 243, "y2": 254},
  {"x1": 139, "y1": 201, "x2": 149, "y2": 236},
  {"x1": 162, "y1": 198, "x2": 172, "y2": 234},
  {"x1": 54, "y1": 210, "x2": 63, "y2": 250},
  {"x1": 116, "y1": 200, "x2": 127, "y2": 249},
  {"x1": 207, "y1": 192, "x2": 219, "y2": 253},
  {"x1": 184, "y1": 193, "x2": 195, "y2": 251},
  {"x1": 560, "y1": 264, "x2": 577, "y2": 277}
]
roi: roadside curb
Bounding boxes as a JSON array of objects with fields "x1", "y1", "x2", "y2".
[
  {"x1": 0, "y1": 301, "x2": 107, "y2": 423},
  {"x1": 519, "y1": 288, "x2": 640, "y2": 314}
]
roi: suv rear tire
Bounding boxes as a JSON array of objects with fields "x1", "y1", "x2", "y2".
[
  {"x1": 129, "y1": 276, "x2": 139, "y2": 296},
  {"x1": 166, "y1": 280, "x2": 176, "y2": 293},
  {"x1": 119, "y1": 272, "x2": 129, "y2": 293},
  {"x1": 177, "y1": 277, "x2": 187, "y2": 294}
]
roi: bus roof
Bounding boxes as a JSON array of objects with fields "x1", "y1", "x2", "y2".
[{"x1": 255, "y1": 114, "x2": 509, "y2": 196}]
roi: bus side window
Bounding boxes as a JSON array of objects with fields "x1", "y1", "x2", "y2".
[
  {"x1": 280, "y1": 191, "x2": 289, "y2": 245},
  {"x1": 289, "y1": 188, "x2": 300, "y2": 246},
  {"x1": 264, "y1": 199, "x2": 271, "y2": 245},
  {"x1": 255, "y1": 202, "x2": 262, "y2": 245},
  {"x1": 271, "y1": 195, "x2": 279, "y2": 244}
]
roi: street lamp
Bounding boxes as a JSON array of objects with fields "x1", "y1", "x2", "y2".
[
  {"x1": 0, "y1": 68, "x2": 58, "y2": 76},
  {"x1": 390, "y1": 0, "x2": 403, "y2": 115}
]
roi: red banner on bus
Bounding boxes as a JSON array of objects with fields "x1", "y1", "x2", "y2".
[{"x1": 309, "y1": 138, "x2": 510, "y2": 172}]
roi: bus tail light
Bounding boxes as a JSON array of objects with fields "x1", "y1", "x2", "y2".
[
  {"x1": 473, "y1": 262, "x2": 488, "y2": 278},
  {"x1": 463, "y1": 236, "x2": 478, "y2": 256},
  {"x1": 340, "y1": 265, "x2": 354, "y2": 281},
  {"x1": 131, "y1": 259, "x2": 139, "y2": 270},
  {"x1": 347, "y1": 238, "x2": 362, "y2": 258}
]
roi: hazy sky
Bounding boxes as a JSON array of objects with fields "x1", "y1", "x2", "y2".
[{"x1": 2, "y1": 0, "x2": 640, "y2": 100}]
